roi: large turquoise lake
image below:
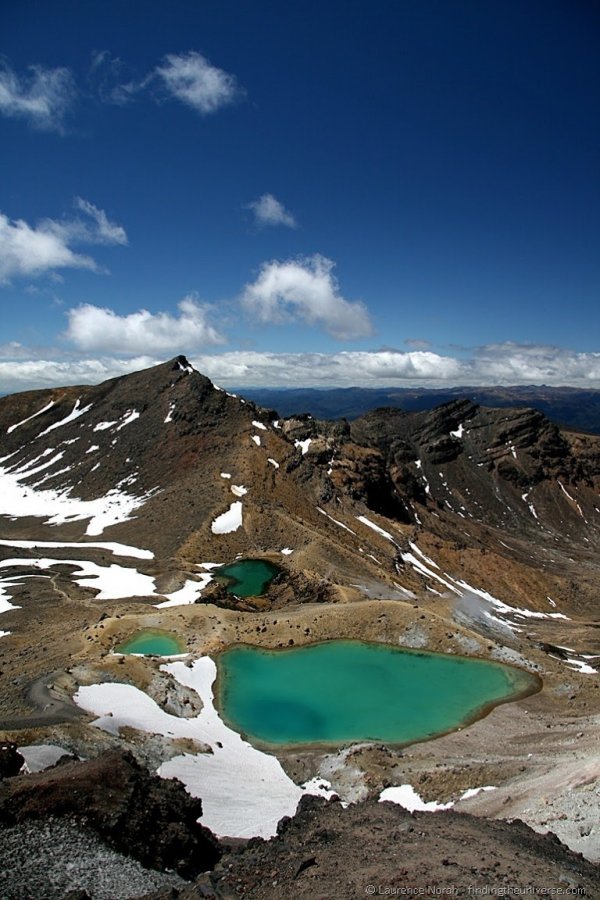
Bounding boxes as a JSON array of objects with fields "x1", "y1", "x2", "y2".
[{"x1": 217, "y1": 640, "x2": 540, "y2": 747}]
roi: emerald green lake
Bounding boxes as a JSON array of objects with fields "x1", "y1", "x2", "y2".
[
  {"x1": 217, "y1": 640, "x2": 540, "y2": 747},
  {"x1": 115, "y1": 630, "x2": 184, "y2": 656},
  {"x1": 215, "y1": 559, "x2": 280, "y2": 597}
]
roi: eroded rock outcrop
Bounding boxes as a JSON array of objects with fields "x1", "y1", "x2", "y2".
[{"x1": 0, "y1": 750, "x2": 221, "y2": 878}]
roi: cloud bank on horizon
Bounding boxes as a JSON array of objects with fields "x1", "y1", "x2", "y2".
[
  {"x1": 1, "y1": 3, "x2": 598, "y2": 395},
  {"x1": 1, "y1": 339, "x2": 600, "y2": 394}
]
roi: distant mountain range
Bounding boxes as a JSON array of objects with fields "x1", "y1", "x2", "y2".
[{"x1": 239, "y1": 384, "x2": 600, "y2": 434}]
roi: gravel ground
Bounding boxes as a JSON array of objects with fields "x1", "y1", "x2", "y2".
[{"x1": 0, "y1": 818, "x2": 189, "y2": 900}]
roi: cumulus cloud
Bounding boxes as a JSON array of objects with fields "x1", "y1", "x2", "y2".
[
  {"x1": 0, "y1": 61, "x2": 76, "y2": 131},
  {"x1": 64, "y1": 298, "x2": 226, "y2": 354},
  {"x1": 0, "y1": 200, "x2": 127, "y2": 283},
  {"x1": 242, "y1": 255, "x2": 373, "y2": 340},
  {"x1": 0, "y1": 213, "x2": 96, "y2": 282},
  {"x1": 155, "y1": 51, "x2": 240, "y2": 114},
  {"x1": 246, "y1": 194, "x2": 297, "y2": 228}
]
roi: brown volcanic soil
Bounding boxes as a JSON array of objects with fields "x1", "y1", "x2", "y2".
[
  {"x1": 207, "y1": 795, "x2": 600, "y2": 898},
  {"x1": 2, "y1": 359, "x2": 600, "y2": 888}
]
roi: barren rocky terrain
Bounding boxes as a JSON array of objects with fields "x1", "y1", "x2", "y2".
[{"x1": 0, "y1": 357, "x2": 599, "y2": 897}]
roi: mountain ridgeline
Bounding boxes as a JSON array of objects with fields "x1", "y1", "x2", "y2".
[
  {"x1": 1, "y1": 355, "x2": 599, "y2": 619},
  {"x1": 240, "y1": 384, "x2": 600, "y2": 434},
  {"x1": 2, "y1": 356, "x2": 600, "y2": 895}
]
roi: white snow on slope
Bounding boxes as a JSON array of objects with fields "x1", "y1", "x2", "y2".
[
  {"x1": 0, "y1": 555, "x2": 210, "y2": 606},
  {"x1": 7, "y1": 400, "x2": 56, "y2": 434},
  {"x1": 380, "y1": 784, "x2": 453, "y2": 812},
  {"x1": 317, "y1": 507, "x2": 357, "y2": 535},
  {"x1": 74, "y1": 657, "x2": 334, "y2": 839},
  {"x1": 231, "y1": 485, "x2": 247, "y2": 497},
  {"x1": 211, "y1": 501, "x2": 243, "y2": 534},
  {"x1": 155, "y1": 570, "x2": 216, "y2": 608},
  {"x1": 0, "y1": 557, "x2": 156, "y2": 601},
  {"x1": 267, "y1": 458, "x2": 280, "y2": 469},
  {"x1": 116, "y1": 410, "x2": 140, "y2": 430},
  {"x1": 0, "y1": 539, "x2": 154, "y2": 559},
  {"x1": 380, "y1": 784, "x2": 496, "y2": 811},
  {"x1": 37, "y1": 400, "x2": 92, "y2": 438},
  {"x1": 521, "y1": 492, "x2": 539, "y2": 520},
  {"x1": 0, "y1": 576, "x2": 22, "y2": 614},
  {"x1": 251, "y1": 435, "x2": 261, "y2": 446},
  {"x1": 356, "y1": 515, "x2": 397, "y2": 544},
  {"x1": 294, "y1": 438, "x2": 311, "y2": 455},
  {"x1": 450, "y1": 423, "x2": 465, "y2": 439},
  {"x1": 0, "y1": 454, "x2": 154, "y2": 536},
  {"x1": 252, "y1": 420, "x2": 267, "y2": 430}
]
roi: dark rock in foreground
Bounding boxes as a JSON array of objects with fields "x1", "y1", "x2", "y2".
[
  {"x1": 205, "y1": 796, "x2": 600, "y2": 898},
  {"x1": 0, "y1": 750, "x2": 221, "y2": 878},
  {"x1": 0, "y1": 741, "x2": 24, "y2": 779}
]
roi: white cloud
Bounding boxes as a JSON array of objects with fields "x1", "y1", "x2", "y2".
[
  {"x1": 72, "y1": 198, "x2": 128, "y2": 245},
  {"x1": 193, "y1": 349, "x2": 463, "y2": 387},
  {"x1": 2, "y1": 344, "x2": 600, "y2": 395},
  {"x1": 0, "y1": 355, "x2": 161, "y2": 394},
  {"x1": 0, "y1": 213, "x2": 96, "y2": 282},
  {"x1": 65, "y1": 298, "x2": 226, "y2": 354},
  {"x1": 246, "y1": 194, "x2": 297, "y2": 228},
  {"x1": 242, "y1": 255, "x2": 373, "y2": 340},
  {"x1": 0, "y1": 200, "x2": 127, "y2": 283},
  {"x1": 192, "y1": 345, "x2": 600, "y2": 388},
  {"x1": 0, "y1": 61, "x2": 76, "y2": 131},
  {"x1": 155, "y1": 51, "x2": 240, "y2": 114},
  {"x1": 88, "y1": 51, "x2": 146, "y2": 106}
]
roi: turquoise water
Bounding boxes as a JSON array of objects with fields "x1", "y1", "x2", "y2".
[
  {"x1": 215, "y1": 559, "x2": 280, "y2": 597},
  {"x1": 115, "y1": 630, "x2": 184, "y2": 656},
  {"x1": 217, "y1": 640, "x2": 540, "y2": 747}
]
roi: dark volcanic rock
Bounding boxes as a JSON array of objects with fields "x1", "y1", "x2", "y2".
[
  {"x1": 207, "y1": 795, "x2": 600, "y2": 899},
  {"x1": 0, "y1": 741, "x2": 24, "y2": 778},
  {"x1": 0, "y1": 750, "x2": 221, "y2": 878}
]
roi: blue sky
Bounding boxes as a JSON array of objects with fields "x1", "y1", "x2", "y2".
[{"x1": 1, "y1": 0, "x2": 599, "y2": 392}]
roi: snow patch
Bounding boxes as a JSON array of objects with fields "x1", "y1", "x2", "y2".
[
  {"x1": 294, "y1": 438, "x2": 312, "y2": 455},
  {"x1": 356, "y1": 515, "x2": 397, "y2": 544},
  {"x1": 317, "y1": 507, "x2": 357, "y2": 535},
  {"x1": 74, "y1": 657, "x2": 334, "y2": 839},
  {"x1": 37, "y1": 400, "x2": 92, "y2": 438},
  {"x1": 211, "y1": 501, "x2": 243, "y2": 534},
  {"x1": 0, "y1": 452, "x2": 156, "y2": 536},
  {"x1": 7, "y1": 400, "x2": 55, "y2": 434},
  {"x1": 0, "y1": 539, "x2": 153, "y2": 559}
]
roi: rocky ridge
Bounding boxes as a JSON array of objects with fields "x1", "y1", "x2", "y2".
[{"x1": 1, "y1": 357, "x2": 600, "y2": 895}]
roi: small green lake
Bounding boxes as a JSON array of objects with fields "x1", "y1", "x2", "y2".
[
  {"x1": 217, "y1": 640, "x2": 541, "y2": 747},
  {"x1": 215, "y1": 559, "x2": 281, "y2": 597},
  {"x1": 115, "y1": 630, "x2": 185, "y2": 656}
]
